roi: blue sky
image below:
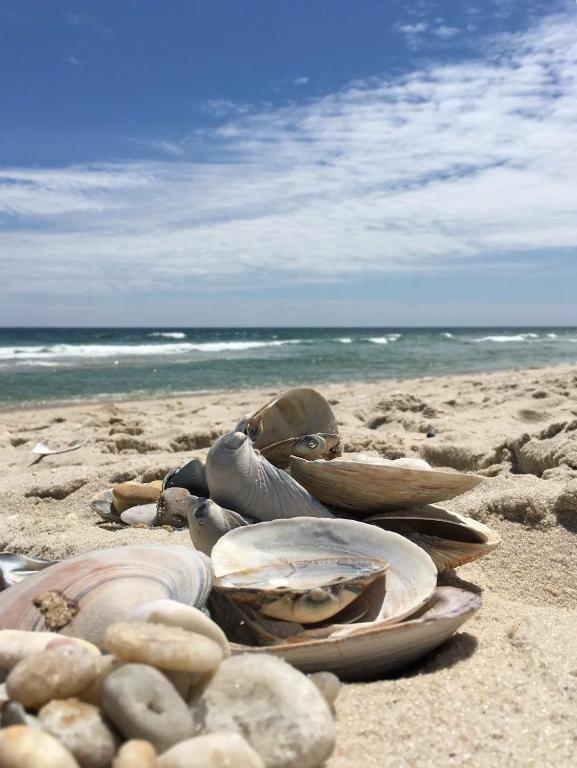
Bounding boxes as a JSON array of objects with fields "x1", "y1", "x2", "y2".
[{"x1": 0, "y1": 0, "x2": 576, "y2": 326}]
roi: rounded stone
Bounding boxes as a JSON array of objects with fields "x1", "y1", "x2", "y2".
[
  {"x1": 157, "y1": 732, "x2": 265, "y2": 768},
  {"x1": 77, "y1": 654, "x2": 123, "y2": 707},
  {"x1": 0, "y1": 725, "x2": 80, "y2": 768},
  {"x1": 112, "y1": 483, "x2": 161, "y2": 514},
  {"x1": 39, "y1": 698, "x2": 119, "y2": 768},
  {"x1": 112, "y1": 740, "x2": 157, "y2": 768},
  {"x1": 101, "y1": 663, "x2": 193, "y2": 753},
  {"x1": 308, "y1": 671, "x2": 341, "y2": 708},
  {"x1": 6, "y1": 645, "x2": 98, "y2": 711},
  {"x1": 104, "y1": 621, "x2": 223, "y2": 673},
  {"x1": 128, "y1": 599, "x2": 230, "y2": 656},
  {"x1": 189, "y1": 654, "x2": 335, "y2": 768},
  {"x1": 0, "y1": 630, "x2": 99, "y2": 672},
  {"x1": 156, "y1": 488, "x2": 195, "y2": 528},
  {"x1": 120, "y1": 505, "x2": 158, "y2": 527}
]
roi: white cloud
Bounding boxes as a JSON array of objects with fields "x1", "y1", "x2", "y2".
[
  {"x1": 1, "y1": 12, "x2": 576, "y2": 304},
  {"x1": 293, "y1": 77, "x2": 309, "y2": 86}
]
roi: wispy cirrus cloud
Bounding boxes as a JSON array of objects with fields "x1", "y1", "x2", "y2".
[{"x1": 1, "y1": 12, "x2": 576, "y2": 303}]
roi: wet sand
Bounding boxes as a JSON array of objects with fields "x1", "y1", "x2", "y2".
[{"x1": 1, "y1": 363, "x2": 576, "y2": 766}]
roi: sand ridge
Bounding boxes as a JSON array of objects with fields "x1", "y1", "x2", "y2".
[{"x1": 1, "y1": 364, "x2": 576, "y2": 766}]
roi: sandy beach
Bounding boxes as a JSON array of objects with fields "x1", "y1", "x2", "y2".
[{"x1": 1, "y1": 363, "x2": 576, "y2": 767}]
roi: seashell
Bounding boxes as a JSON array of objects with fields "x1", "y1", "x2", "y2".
[
  {"x1": 290, "y1": 454, "x2": 484, "y2": 515},
  {"x1": 260, "y1": 433, "x2": 341, "y2": 470},
  {"x1": 211, "y1": 518, "x2": 436, "y2": 626},
  {"x1": 187, "y1": 498, "x2": 253, "y2": 556},
  {"x1": 0, "y1": 554, "x2": 56, "y2": 590},
  {"x1": 213, "y1": 556, "x2": 389, "y2": 624},
  {"x1": 206, "y1": 432, "x2": 333, "y2": 521},
  {"x1": 0, "y1": 546, "x2": 213, "y2": 648},
  {"x1": 226, "y1": 586, "x2": 481, "y2": 681},
  {"x1": 89, "y1": 489, "x2": 124, "y2": 524},
  {"x1": 163, "y1": 459, "x2": 209, "y2": 497},
  {"x1": 235, "y1": 388, "x2": 340, "y2": 463},
  {"x1": 31, "y1": 439, "x2": 88, "y2": 456},
  {"x1": 366, "y1": 504, "x2": 501, "y2": 571}
]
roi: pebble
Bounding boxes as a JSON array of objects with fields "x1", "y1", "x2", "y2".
[
  {"x1": 101, "y1": 663, "x2": 193, "y2": 753},
  {"x1": 308, "y1": 671, "x2": 341, "y2": 709},
  {"x1": 120, "y1": 504, "x2": 158, "y2": 527},
  {"x1": 156, "y1": 488, "x2": 197, "y2": 528},
  {"x1": 0, "y1": 725, "x2": 80, "y2": 768},
  {"x1": 128, "y1": 599, "x2": 230, "y2": 656},
  {"x1": 77, "y1": 654, "x2": 123, "y2": 707},
  {"x1": 112, "y1": 482, "x2": 161, "y2": 514},
  {"x1": 0, "y1": 630, "x2": 99, "y2": 671},
  {"x1": 6, "y1": 645, "x2": 98, "y2": 710},
  {"x1": 157, "y1": 732, "x2": 265, "y2": 768},
  {"x1": 189, "y1": 654, "x2": 335, "y2": 768},
  {"x1": 112, "y1": 740, "x2": 157, "y2": 768},
  {"x1": 39, "y1": 698, "x2": 119, "y2": 768},
  {"x1": 104, "y1": 621, "x2": 223, "y2": 673}
]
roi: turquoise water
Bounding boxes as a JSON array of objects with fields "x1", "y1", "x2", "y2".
[{"x1": 1, "y1": 327, "x2": 576, "y2": 406}]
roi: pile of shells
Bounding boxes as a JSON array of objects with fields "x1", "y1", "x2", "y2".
[{"x1": 0, "y1": 387, "x2": 500, "y2": 763}]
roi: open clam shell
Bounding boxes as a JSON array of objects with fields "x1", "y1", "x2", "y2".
[
  {"x1": 290, "y1": 455, "x2": 484, "y2": 515},
  {"x1": 0, "y1": 553, "x2": 56, "y2": 590},
  {"x1": 235, "y1": 388, "x2": 340, "y2": 463},
  {"x1": 89, "y1": 488, "x2": 125, "y2": 525},
  {"x1": 188, "y1": 498, "x2": 254, "y2": 556},
  {"x1": 211, "y1": 518, "x2": 437, "y2": 626},
  {"x1": 206, "y1": 432, "x2": 333, "y2": 521},
  {"x1": 226, "y1": 586, "x2": 480, "y2": 681},
  {"x1": 366, "y1": 505, "x2": 501, "y2": 571},
  {"x1": 213, "y1": 556, "x2": 389, "y2": 624},
  {"x1": 0, "y1": 545, "x2": 213, "y2": 647}
]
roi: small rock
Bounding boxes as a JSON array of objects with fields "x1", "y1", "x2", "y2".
[
  {"x1": 104, "y1": 621, "x2": 223, "y2": 673},
  {"x1": 112, "y1": 482, "x2": 161, "y2": 514},
  {"x1": 101, "y1": 663, "x2": 193, "y2": 753},
  {"x1": 39, "y1": 698, "x2": 119, "y2": 768},
  {"x1": 158, "y1": 732, "x2": 265, "y2": 768},
  {"x1": 189, "y1": 654, "x2": 335, "y2": 768},
  {"x1": 1, "y1": 701, "x2": 42, "y2": 729},
  {"x1": 156, "y1": 488, "x2": 197, "y2": 528},
  {"x1": 120, "y1": 505, "x2": 158, "y2": 527},
  {"x1": 308, "y1": 671, "x2": 341, "y2": 709},
  {"x1": 6, "y1": 645, "x2": 98, "y2": 711},
  {"x1": 0, "y1": 630, "x2": 99, "y2": 672},
  {"x1": 0, "y1": 725, "x2": 80, "y2": 767},
  {"x1": 78, "y1": 654, "x2": 123, "y2": 707},
  {"x1": 112, "y1": 740, "x2": 157, "y2": 768},
  {"x1": 128, "y1": 599, "x2": 230, "y2": 656}
]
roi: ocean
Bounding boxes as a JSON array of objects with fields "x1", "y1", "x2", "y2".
[{"x1": 1, "y1": 327, "x2": 576, "y2": 407}]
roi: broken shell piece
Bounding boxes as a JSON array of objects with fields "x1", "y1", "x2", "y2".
[
  {"x1": 0, "y1": 546, "x2": 213, "y2": 647},
  {"x1": 188, "y1": 499, "x2": 253, "y2": 556},
  {"x1": 206, "y1": 432, "x2": 333, "y2": 521},
  {"x1": 111, "y1": 483, "x2": 161, "y2": 514},
  {"x1": 290, "y1": 455, "x2": 484, "y2": 515},
  {"x1": 89, "y1": 489, "x2": 123, "y2": 524},
  {"x1": 366, "y1": 504, "x2": 501, "y2": 571},
  {"x1": 228, "y1": 587, "x2": 480, "y2": 681},
  {"x1": 211, "y1": 517, "x2": 436, "y2": 627},
  {"x1": 235, "y1": 388, "x2": 339, "y2": 462},
  {"x1": 0, "y1": 554, "x2": 56, "y2": 590},
  {"x1": 31, "y1": 439, "x2": 88, "y2": 456},
  {"x1": 213, "y1": 556, "x2": 388, "y2": 624}
]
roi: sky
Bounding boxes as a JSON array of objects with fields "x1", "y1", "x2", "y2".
[{"x1": 0, "y1": 0, "x2": 576, "y2": 327}]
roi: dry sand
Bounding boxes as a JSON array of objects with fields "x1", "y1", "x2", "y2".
[{"x1": 1, "y1": 363, "x2": 577, "y2": 766}]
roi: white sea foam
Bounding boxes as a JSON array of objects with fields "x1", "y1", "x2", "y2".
[
  {"x1": 148, "y1": 332, "x2": 186, "y2": 339},
  {"x1": 0, "y1": 339, "x2": 301, "y2": 361},
  {"x1": 338, "y1": 337, "x2": 353, "y2": 344},
  {"x1": 368, "y1": 337, "x2": 388, "y2": 344},
  {"x1": 546, "y1": 333, "x2": 558, "y2": 339},
  {"x1": 473, "y1": 333, "x2": 540, "y2": 343},
  {"x1": 441, "y1": 332, "x2": 454, "y2": 338}
]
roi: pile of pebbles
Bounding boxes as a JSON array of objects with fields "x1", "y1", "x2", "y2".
[{"x1": 0, "y1": 601, "x2": 338, "y2": 768}]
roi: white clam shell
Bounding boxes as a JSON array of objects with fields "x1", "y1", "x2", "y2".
[{"x1": 211, "y1": 518, "x2": 437, "y2": 627}]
